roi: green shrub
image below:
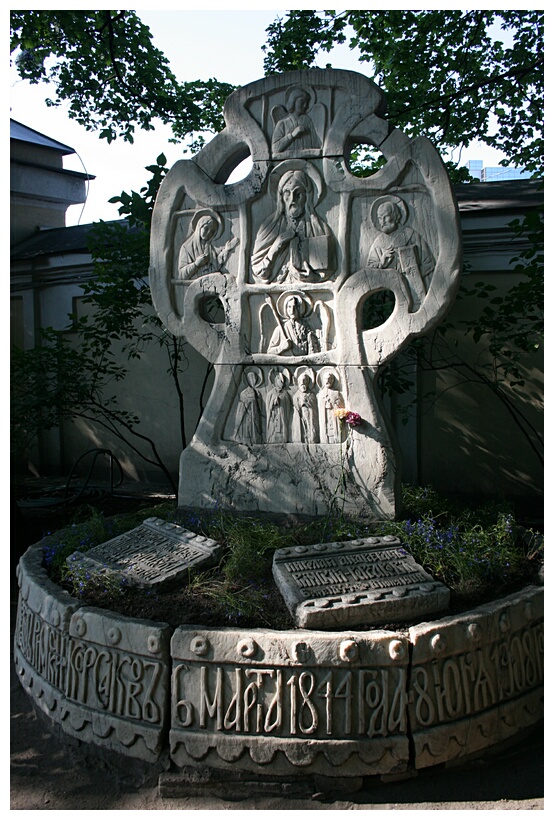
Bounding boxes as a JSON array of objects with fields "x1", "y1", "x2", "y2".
[{"x1": 41, "y1": 487, "x2": 541, "y2": 611}]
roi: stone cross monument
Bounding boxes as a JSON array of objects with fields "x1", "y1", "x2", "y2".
[{"x1": 150, "y1": 68, "x2": 462, "y2": 519}]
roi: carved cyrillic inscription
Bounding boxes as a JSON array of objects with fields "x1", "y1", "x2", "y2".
[
  {"x1": 68, "y1": 518, "x2": 222, "y2": 588},
  {"x1": 66, "y1": 641, "x2": 163, "y2": 722},
  {"x1": 282, "y1": 547, "x2": 428, "y2": 596},
  {"x1": 15, "y1": 597, "x2": 167, "y2": 727},
  {"x1": 172, "y1": 661, "x2": 407, "y2": 739},
  {"x1": 273, "y1": 539, "x2": 450, "y2": 627},
  {"x1": 88, "y1": 530, "x2": 206, "y2": 577},
  {"x1": 410, "y1": 621, "x2": 544, "y2": 729},
  {"x1": 16, "y1": 598, "x2": 71, "y2": 693}
]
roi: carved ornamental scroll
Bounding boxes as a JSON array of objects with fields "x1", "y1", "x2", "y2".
[{"x1": 150, "y1": 68, "x2": 462, "y2": 517}]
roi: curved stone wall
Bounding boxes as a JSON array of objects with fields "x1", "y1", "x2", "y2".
[{"x1": 14, "y1": 540, "x2": 543, "y2": 777}]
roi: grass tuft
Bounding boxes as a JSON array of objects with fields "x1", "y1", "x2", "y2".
[{"x1": 41, "y1": 487, "x2": 542, "y2": 621}]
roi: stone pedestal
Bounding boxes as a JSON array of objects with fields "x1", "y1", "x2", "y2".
[{"x1": 14, "y1": 538, "x2": 543, "y2": 774}]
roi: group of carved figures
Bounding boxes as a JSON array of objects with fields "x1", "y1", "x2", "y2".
[
  {"x1": 175, "y1": 166, "x2": 434, "y2": 323},
  {"x1": 232, "y1": 367, "x2": 348, "y2": 446},
  {"x1": 175, "y1": 83, "x2": 434, "y2": 301}
]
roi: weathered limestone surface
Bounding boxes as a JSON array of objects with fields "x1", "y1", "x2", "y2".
[
  {"x1": 408, "y1": 585, "x2": 544, "y2": 770},
  {"x1": 150, "y1": 68, "x2": 463, "y2": 518},
  {"x1": 169, "y1": 623, "x2": 411, "y2": 776},
  {"x1": 14, "y1": 541, "x2": 543, "y2": 773},
  {"x1": 67, "y1": 517, "x2": 222, "y2": 589},
  {"x1": 272, "y1": 535, "x2": 450, "y2": 628},
  {"x1": 14, "y1": 541, "x2": 172, "y2": 763}
]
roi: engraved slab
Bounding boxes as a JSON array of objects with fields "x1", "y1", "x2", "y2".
[
  {"x1": 170, "y1": 624, "x2": 410, "y2": 776},
  {"x1": 68, "y1": 517, "x2": 223, "y2": 589},
  {"x1": 272, "y1": 535, "x2": 450, "y2": 629},
  {"x1": 408, "y1": 585, "x2": 544, "y2": 769}
]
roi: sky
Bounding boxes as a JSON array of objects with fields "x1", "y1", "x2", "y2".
[{"x1": 10, "y1": 6, "x2": 510, "y2": 227}]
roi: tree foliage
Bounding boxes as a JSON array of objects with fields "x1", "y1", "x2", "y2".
[
  {"x1": 10, "y1": 10, "x2": 544, "y2": 480},
  {"x1": 262, "y1": 9, "x2": 543, "y2": 464},
  {"x1": 10, "y1": 10, "x2": 234, "y2": 144},
  {"x1": 11, "y1": 155, "x2": 193, "y2": 493},
  {"x1": 263, "y1": 10, "x2": 543, "y2": 176}
]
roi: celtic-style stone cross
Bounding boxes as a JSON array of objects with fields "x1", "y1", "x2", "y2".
[{"x1": 150, "y1": 69, "x2": 462, "y2": 518}]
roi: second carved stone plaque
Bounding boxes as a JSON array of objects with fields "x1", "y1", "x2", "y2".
[{"x1": 273, "y1": 535, "x2": 450, "y2": 629}]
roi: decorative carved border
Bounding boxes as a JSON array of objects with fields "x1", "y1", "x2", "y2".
[{"x1": 14, "y1": 539, "x2": 543, "y2": 775}]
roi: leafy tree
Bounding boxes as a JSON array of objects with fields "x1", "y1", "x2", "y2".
[
  {"x1": 263, "y1": 10, "x2": 543, "y2": 465},
  {"x1": 10, "y1": 10, "x2": 234, "y2": 145},
  {"x1": 263, "y1": 10, "x2": 543, "y2": 178},
  {"x1": 11, "y1": 326, "x2": 178, "y2": 495},
  {"x1": 10, "y1": 10, "x2": 543, "y2": 483},
  {"x1": 11, "y1": 156, "x2": 192, "y2": 495}
]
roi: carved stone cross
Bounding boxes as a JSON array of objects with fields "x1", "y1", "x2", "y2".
[{"x1": 150, "y1": 68, "x2": 462, "y2": 518}]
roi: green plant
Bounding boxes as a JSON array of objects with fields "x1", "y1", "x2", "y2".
[
  {"x1": 42, "y1": 487, "x2": 541, "y2": 622},
  {"x1": 187, "y1": 571, "x2": 270, "y2": 624},
  {"x1": 263, "y1": 10, "x2": 543, "y2": 177},
  {"x1": 182, "y1": 510, "x2": 296, "y2": 585},
  {"x1": 379, "y1": 487, "x2": 541, "y2": 599},
  {"x1": 262, "y1": 10, "x2": 543, "y2": 465},
  {"x1": 10, "y1": 10, "x2": 234, "y2": 147},
  {"x1": 42, "y1": 508, "x2": 121, "y2": 577},
  {"x1": 11, "y1": 158, "x2": 199, "y2": 493},
  {"x1": 60, "y1": 555, "x2": 128, "y2": 600}
]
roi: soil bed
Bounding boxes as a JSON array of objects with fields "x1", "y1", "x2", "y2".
[
  {"x1": 62, "y1": 565, "x2": 542, "y2": 631},
  {"x1": 17, "y1": 488, "x2": 543, "y2": 632}
]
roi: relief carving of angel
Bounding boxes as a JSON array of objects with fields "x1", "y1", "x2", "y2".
[
  {"x1": 260, "y1": 291, "x2": 332, "y2": 357},
  {"x1": 271, "y1": 86, "x2": 321, "y2": 154}
]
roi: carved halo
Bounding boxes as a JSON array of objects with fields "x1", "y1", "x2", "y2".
[
  {"x1": 316, "y1": 367, "x2": 340, "y2": 389},
  {"x1": 190, "y1": 207, "x2": 225, "y2": 239},
  {"x1": 284, "y1": 84, "x2": 316, "y2": 112},
  {"x1": 370, "y1": 195, "x2": 409, "y2": 231},
  {"x1": 276, "y1": 290, "x2": 314, "y2": 320},
  {"x1": 294, "y1": 366, "x2": 315, "y2": 387},
  {"x1": 268, "y1": 367, "x2": 291, "y2": 387},
  {"x1": 268, "y1": 159, "x2": 323, "y2": 205},
  {"x1": 243, "y1": 366, "x2": 263, "y2": 388}
]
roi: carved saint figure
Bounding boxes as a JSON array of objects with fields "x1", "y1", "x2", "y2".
[
  {"x1": 267, "y1": 294, "x2": 320, "y2": 357},
  {"x1": 318, "y1": 370, "x2": 345, "y2": 444},
  {"x1": 293, "y1": 371, "x2": 319, "y2": 443},
  {"x1": 271, "y1": 87, "x2": 320, "y2": 154},
  {"x1": 367, "y1": 198, "x2": 434, "y2": 307},
  {"x1": 252, "y1": 168, "x2": 334, "y2": 284},
  {"x1": 266, "y1": 370, "x2": 293, "y2": 443},
  {"x1": 178, "y1": 209, "x2": 238, "y2": 280},
  {"x1": 234, "y1": 368, "x2": 263, "y2": 444}
]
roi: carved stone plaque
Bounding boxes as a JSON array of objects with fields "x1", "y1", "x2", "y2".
[
  {"x1": 170, "y1": 624, "x2": 410, "y2": 776},
  {"x1": 272, "y1": 535, "x2": 450, "y2": 628},
  {"x1": 408, "y1": 586, "x2": 544, "y2": 769},
  {"x1": 150, "y1": 68, "x2": 463, "y2": 518},
  {"x1": 68, "y1": 517, "x2": 222, "y2": 589}
]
